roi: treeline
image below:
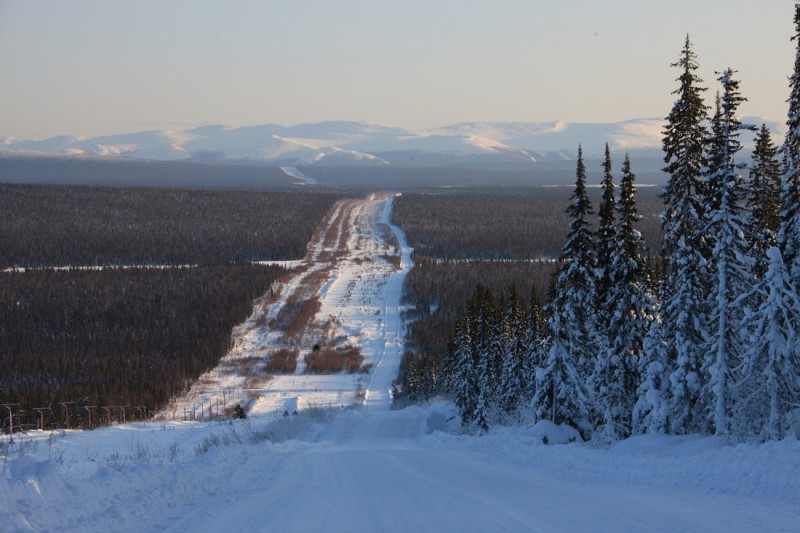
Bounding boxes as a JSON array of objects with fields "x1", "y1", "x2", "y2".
[
  {"x1": 0, "y1": 184, "x2": 342, "y2": 267},
  {"x1": 401, "y1": 260, "x2": 557, "y2": 378},
  {"x1": 398, "y1": 12, "x2": 800, "y2": 444},
  {"x1": 0, "y1": 265, "x2": 284, "y2": 430},
  {"x1": 393, "y1": 188, "x2": 663, "y2": 261}
]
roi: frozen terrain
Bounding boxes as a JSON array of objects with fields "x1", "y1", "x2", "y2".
[
  {"x1": 2, "y1": 195, "x2": 799, "y2": 532},
  {"x1": 2, "y1": 403, "x2": 799, "y2": 532},
  {"x1": 158, "y1": 193, "x2": 412, "y2": 420}
]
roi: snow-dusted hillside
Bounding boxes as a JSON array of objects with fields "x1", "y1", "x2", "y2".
[{"x1": 0, "y1": 119, "x2": 677, "y2": 166}]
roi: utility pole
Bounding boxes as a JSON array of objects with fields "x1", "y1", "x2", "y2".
[
  {"x1": 84, "y1": 406, "x2": 96, "y2": 428},
  {"x1": 33, "y1": 407, "x2": 50, "y2": 431},
  {"x1": 59, "y1": 402, "x2": 74, "y2": 429},
  {"x1": 2, "y1": 404, "x2": 19, "y2": 441}
]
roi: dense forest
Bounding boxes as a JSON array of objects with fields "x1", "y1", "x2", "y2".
[
  {"x1": 394, "y1": 188, "x2": 664, "y2": 414},
  {"x1": 396, "y1": 10, "x2": 800, "y2": 444},
  {"x1": 394, "y1": 188, "x2": 664, "y2": 261},
  {"x1": 0, "y1": 186, "x2": 343, "y2": 431},
  {"x1": 0, "y1": 265, "x2": 283, "y2": 429},
  {"x1": 0, "y1": 185, "x2": 341, "y2": 267}
]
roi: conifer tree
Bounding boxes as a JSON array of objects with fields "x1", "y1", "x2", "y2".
[
  {"x1": 702, "y1": 68, "x2": 755, "y2": 437},
  {"x1": 736, "y1": 247, "x2": 800, "y2": 441},
  {"x1": 780, "y1": 3, "x2": 800, "y2": 286},
  {"x1": 658, "y1": 36, "x2": 712, "y2": 435},
  {"x1": 661, "y1": 35, "x2": 710, "y2": 258},
  {"x1": 596, "y1": 144, "x2": 617, "y2": 317},
  {"x1": 749, "y1": 124, "x2": 782, "y2": 252},
  {"x1": 634, "y1": 305, "x2": 669, "y2": 434},
  {"x1": 523, "y1": 287, "x2": 547, "y2": 402},
  {"x1": 536, "y1": 146, "x2": 595, "y2": 435},
  {"x1": 499, "y1": 285, "x2": 527, "y2": 419},
  {"x1": 451, "y1": 316, "x2": 477, "y2": 427},
  {"x1": 594, "y1": 154, "x2": 656, "y2": 440}
]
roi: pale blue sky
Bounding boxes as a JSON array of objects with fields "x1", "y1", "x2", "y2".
[{"x1": 0, "y1": 0, "x2": 795, "y2": 138}]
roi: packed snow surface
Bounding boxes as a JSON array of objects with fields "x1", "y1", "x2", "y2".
[
  {"x1": 2, "y1": 194, "x2": 799, "y2": 531},
  {"x1": 2, "y1": 404, "x2": 799, "y2": 532}
]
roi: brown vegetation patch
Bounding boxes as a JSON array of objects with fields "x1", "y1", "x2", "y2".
[
  {"x1": 220, "y1": 355, "x2": 265, "y2": 376},
  {"x1": 269, "y1": 264, "x2": 334, "y2": 339},
  {"x1": 381, "y1": 254, "x2": 401, "y2": 269},
  {"x1": 281, "y1": 297, "x2": 322, "y2": 339},
  {"x1": 265, "y1": 347, "x2": 299, "y2": 374},
  {"x1": 304, "y1": 344, "x2": 364, "y2": 374}
]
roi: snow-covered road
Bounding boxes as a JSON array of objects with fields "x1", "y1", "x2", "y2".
[{"x1": 6, "y1": 404, "x2": 795, "y2": 532}]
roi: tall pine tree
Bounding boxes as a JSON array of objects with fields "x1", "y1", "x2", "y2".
[
  {"x1": 780, "y1": 3, "x2": 800, "y2": 287},
  {"x1": 657, "y1": 36, "x2": 713, "y2": 435},
  {"x1": 596, "y1": 143, "x2": 617, "y2": 318},
  {"x1": 749, "y1": 124, "x2": 782, "y2": 253},
  {"x1": 701, "y1": 68, "x2": 755, "y2": 438},
  {"x1": 451, "y1": 316, "x2": 477, "y2": 428},
  {"x1": 536, "y1": 146, "x2": 595, "y2": 435},
  {"x1": 594, "y1": 154, "x2": 656, "y2": 440},
  {"x1": 737, "y1": 248, "x2": 800, "y2": 441}
]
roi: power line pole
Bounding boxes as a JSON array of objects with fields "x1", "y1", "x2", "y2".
[
  {"x1": 59, "y1": 402, "x2": 74, "y2": 429},
  {"x1": 33, "y1": 407, "x2": 50, "y2": 431},
  {"x1": 2, "y1": 404, "x2": 20, "y2": 442}
]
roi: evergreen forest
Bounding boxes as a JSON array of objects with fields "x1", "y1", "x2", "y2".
[{"x1": 396, "y1": 9, "x2": 800, "y2": 443}]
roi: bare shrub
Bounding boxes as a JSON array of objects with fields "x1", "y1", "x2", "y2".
[
  {"x1": 283, "y1": 297, "x2": 322, "y2": 338},
  {"x1": 382, "y1": 254, "x2": 401, "y2": 268},
  {"x1": 220, "y1": 355, "x2": 263, "y2": 375},
  {"x1": 195, "y1": 434, "x2": 222, "y2": 455},
  {"x1": 304, "y1": 344, "x2": 364, "y2": 374},
  {"x1": 265, "y1": 348, "x2": 299, "y2": 374}
]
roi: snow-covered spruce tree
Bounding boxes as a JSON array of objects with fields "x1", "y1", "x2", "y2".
[
  {"x1": 499, "y1": 285, "x2": 527, "y2": 420},
  {"x1": 780, "y1": 3, "x2": 800, "y2": 287},
  {"x1": 749, "y1": 124, "x2": 782, "y2": 267},
  {"x1": 595, "y1": 143, "x2": 617, "y2": 320},
  {"x1": 736, "y1": 247, "x2": 800, "y2": 441},
  {"x1": 475, "y1": 308, "x2": 504, "y2": 431},
  {"x1": 661, "y1": 35, "x2": 711, "y2": 258},
  {"x1": 634, "y1": 300, "x2": 668, "y2": 434},
  {"x1": 702, "y1": 68, "x2": 755, "y2": 438},
  {"x1": 522, "y1": 286, "x2": 547, "y2": 403},
  {"x1": 451, "y1": 316, "x2": 478, "y2": 427},
  {"x1": 593, "y1": 154, "x2": 657, "y2": 441},
  {"x1": 535, "y1": 146, "x2": 596, "y2": 436},
  {"x1": 657, "y1": 36, "x2": 713, "y2": 435}
]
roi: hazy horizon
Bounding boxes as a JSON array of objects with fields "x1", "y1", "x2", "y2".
[{"x1": 0, "y1": 1, "x2": 795, "y2": 139}]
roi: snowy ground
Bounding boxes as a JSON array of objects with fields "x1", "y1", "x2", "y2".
[
  {"x1": 2, "y1": 403, "x2": 799, "y2": 532},
  {"x1": 2, "y1": 194, "x2": 799, "y2": 531}
]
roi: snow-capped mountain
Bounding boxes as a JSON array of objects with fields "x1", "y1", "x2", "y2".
[
  {"x1": 0, "y1": 119, "x2": 656, "y2": 165},
  {"x1": 0, "y1": 117, "x2": 777, "y2": 167}
]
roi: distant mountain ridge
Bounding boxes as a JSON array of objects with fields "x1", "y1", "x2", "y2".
[
  {"x1": 0, "y1": 119, "x2": 661, "y2": 165},
  {"x1": 1, "y1": 117, "x2": 778, "y2": 169}
]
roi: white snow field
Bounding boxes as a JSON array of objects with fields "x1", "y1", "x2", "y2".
[{"x1": 2, "y1": 195, "x2": 799, "y2": 532}]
